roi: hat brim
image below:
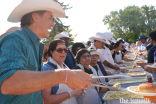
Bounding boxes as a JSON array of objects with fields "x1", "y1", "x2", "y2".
[
  {"x1": 90, "y1": 37, "x2": 110, "y2": 45},
  {"x1": 8, "y1": 0, "x2": 65, "y2": 22},
  {"x1": 90, "y1": 51, "x2": 101, "y2": 59},
  {"x1": 111, "y1": 38, "x2": 117, "y2": 43},
  {"x1": 139, "y1": 37, "x2": 148, "y2": 40},
  {"x1": 54, "y1": 34, "x2": 72, "y2": 40}
]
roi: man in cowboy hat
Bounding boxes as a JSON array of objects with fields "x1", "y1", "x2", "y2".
[
  {"x1": 54, "y1": 32, "x2": 76, "y2": 68},
  {"x1": 88, "y1": 33, "x2": 120, "y2": 75},
  {"x1": 0, "y1": 0, "x2": 91, "y2": 104}
]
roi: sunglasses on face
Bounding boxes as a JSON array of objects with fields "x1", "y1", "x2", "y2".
[
  {"x1": 55, "y1": 48, "x2": 68, "y2": 53},
  {"x1": 81, "y1": 55, "x2": 91, "y2": 59}
]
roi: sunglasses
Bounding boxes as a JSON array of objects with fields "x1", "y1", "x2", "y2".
[
  {"x1": 55, "y1": 48, "x2": 68, "y2": 53},
  {"x1": 81, "y1": 55, "x2": 91, "y2": 59}
]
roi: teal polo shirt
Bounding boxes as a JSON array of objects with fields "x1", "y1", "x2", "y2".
[{"x1": 0, "y1": 27, "x2": 44, "y2": 104}]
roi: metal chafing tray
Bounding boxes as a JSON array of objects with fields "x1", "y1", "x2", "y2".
[
  {"x1": 109, "y1": 77, "x2": 147, "y2": 88},
  {"x1": 102, "y1": 91, "x2": 151, "y2": 104}
]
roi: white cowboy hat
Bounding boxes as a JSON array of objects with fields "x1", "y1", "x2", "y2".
[
  {"x1": 103, "y1": 32, "x2": 117, "y2": 43},
  {"x1": 54, "y1": 32, "x2": 72, "y2": 39},
  {"x1": 90, "y1": 32, "x2": 110, "y2": 45},
  {"x1": 8, "y1": 0, "x2": 65, "y2": 22}
]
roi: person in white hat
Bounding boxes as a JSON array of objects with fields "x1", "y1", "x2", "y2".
[
  {"x1": 88, "y1": 32, "x2": 110, "y2": 50},
  {"x1": 54, "y1": 32, "x2": 72, "y2": 46},
  {"x1": 0, "y1": 0, "x2": 91, "y2": 104},
  {"x1": 96, "y1": 32, "x2": 122, "y2": 74},
  {"x1": 54, "y1": 32, "x2": 76, "y2": 69}
]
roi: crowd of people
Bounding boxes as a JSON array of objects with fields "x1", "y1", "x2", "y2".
[{"x1": 1, "y1": 0, "x2": 156, "y2": 104}]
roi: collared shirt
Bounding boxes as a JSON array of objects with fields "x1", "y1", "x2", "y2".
[{"x1": 0, "y1": 27, "x2": 44, "y2": 104}]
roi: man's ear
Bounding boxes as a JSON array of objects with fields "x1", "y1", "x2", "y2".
[{"x1": 32, "y1": 12, "x2": 40, "y2": 23}]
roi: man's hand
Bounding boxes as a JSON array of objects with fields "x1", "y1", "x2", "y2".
[
  {"x1": 106, "y1": 71, "x2": 114, "y2": 75},
  {"x1": 120, "y1": 68, "x2": 128, "y2": 73},
  {"x1": 66, "y1": 70, "x2": 92, "y2": 90}
]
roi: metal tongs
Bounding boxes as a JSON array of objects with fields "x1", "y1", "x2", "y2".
[
  {"x1": 91, "y1": 83, "x2": 120, "y2": 91},
  {"x1": 89, "y1": 75, "x2": 131, "y2": 80}
]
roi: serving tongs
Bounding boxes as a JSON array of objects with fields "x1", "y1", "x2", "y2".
[
  {"x1": 90, "y1": 75, "x2": 131, "y2": 80},
  {"x1": 91, "y1": 83, "x2": 120, "y2": 91}
]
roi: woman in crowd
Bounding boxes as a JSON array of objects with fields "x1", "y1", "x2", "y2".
[
  {"x1": 42, "y1": 39, "x2": 83, "y2": 104},
  {"x1": 112, "y1": 40, "x2": 134, "y2": 64},
  {"x1": 73, "y1": 49, "x2": 109, "y2": 104},
  {"x1": 89, "y1": 49, "x2": 107, "y2": 83}
]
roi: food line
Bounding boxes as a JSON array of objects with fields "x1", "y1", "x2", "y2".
[{"x1": 100, "y1": 51, "x2": 156, "y2": 104}]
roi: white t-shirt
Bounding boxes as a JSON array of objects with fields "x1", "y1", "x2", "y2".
[{"x1": 97, "y1": 46, "x2": 116, "y2": 73}]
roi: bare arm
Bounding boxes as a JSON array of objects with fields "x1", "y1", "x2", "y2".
[
  {"x1": 103, "y1": 60, "x2": 120, "y2": 70},
  {"x1": 99, "y1": 88, "x2": 109, "y2": 93},
  {"x1": 42, "y1": 88, "x2": 70, "y2": 104},
  {"x1": 1, "y1": 69, "x2": 91, "y2": 95},
  {"x1": 1, "y1": 70, "x2": 65, "y2": 95}
]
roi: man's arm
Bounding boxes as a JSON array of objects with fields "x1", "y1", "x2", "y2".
[
  {"x1": 103, "y1": 60, "x2": 120, "y2": 70},
  {"x1": 1, "y1": 69, "x2": 91, "y2": 95}
]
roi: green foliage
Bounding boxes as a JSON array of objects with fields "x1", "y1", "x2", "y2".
[
  {"x1": 42, "y1": 0, "x2": 76, "y2": 46},
  {"x1": 103, "y1": 5, "x2": 156, "y2": 42}
]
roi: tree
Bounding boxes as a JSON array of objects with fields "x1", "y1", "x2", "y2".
[
  {"x1": 103, "y1": 5, "x2": 156, "y2": 42},
  {"x1": 42, "y1": 27, "x2": 77, "y2": 47},
  {"x1": 42, "y1": 0, "x2": 76, "y2": 46}
]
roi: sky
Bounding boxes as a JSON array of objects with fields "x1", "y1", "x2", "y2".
[{"x1": 0, "y1": 0, "x2": 155, "y2": 43}]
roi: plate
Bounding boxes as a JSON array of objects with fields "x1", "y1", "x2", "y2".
[{"x1": 127, "y1": 86, "x2": 156, "y2": 96}]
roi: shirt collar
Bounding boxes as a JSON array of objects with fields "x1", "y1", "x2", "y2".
[
  {"x1": 48, "y1": 57, "x2": 64, "y2": 68},
  {"x1": 22, "y1": 26, "x2": 40, "y2": 43}
]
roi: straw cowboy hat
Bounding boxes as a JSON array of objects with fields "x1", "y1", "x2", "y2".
[
  {"x1": 54, "y1": 32, "x2": 72, "y2": 39},
  {"x1": 8, "y1": 0, "x2": 65, "y2": 22},
  {"x1": 103, "y1": 32, "x2": 117, "y2": 43},
  {"x1": 90, "y1": 32, "x2": 110, "y2": 45},
  {"x1": 0, "y1": 27, "x2": 21, "y2": 39}
]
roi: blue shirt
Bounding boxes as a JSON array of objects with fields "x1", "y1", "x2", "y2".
[
  {"x1": 0, "y1": 27, "x2": 44, "y2": 104},
  {"x1": 64, "y1": 51, "x2": 76, "y2": 69}
]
